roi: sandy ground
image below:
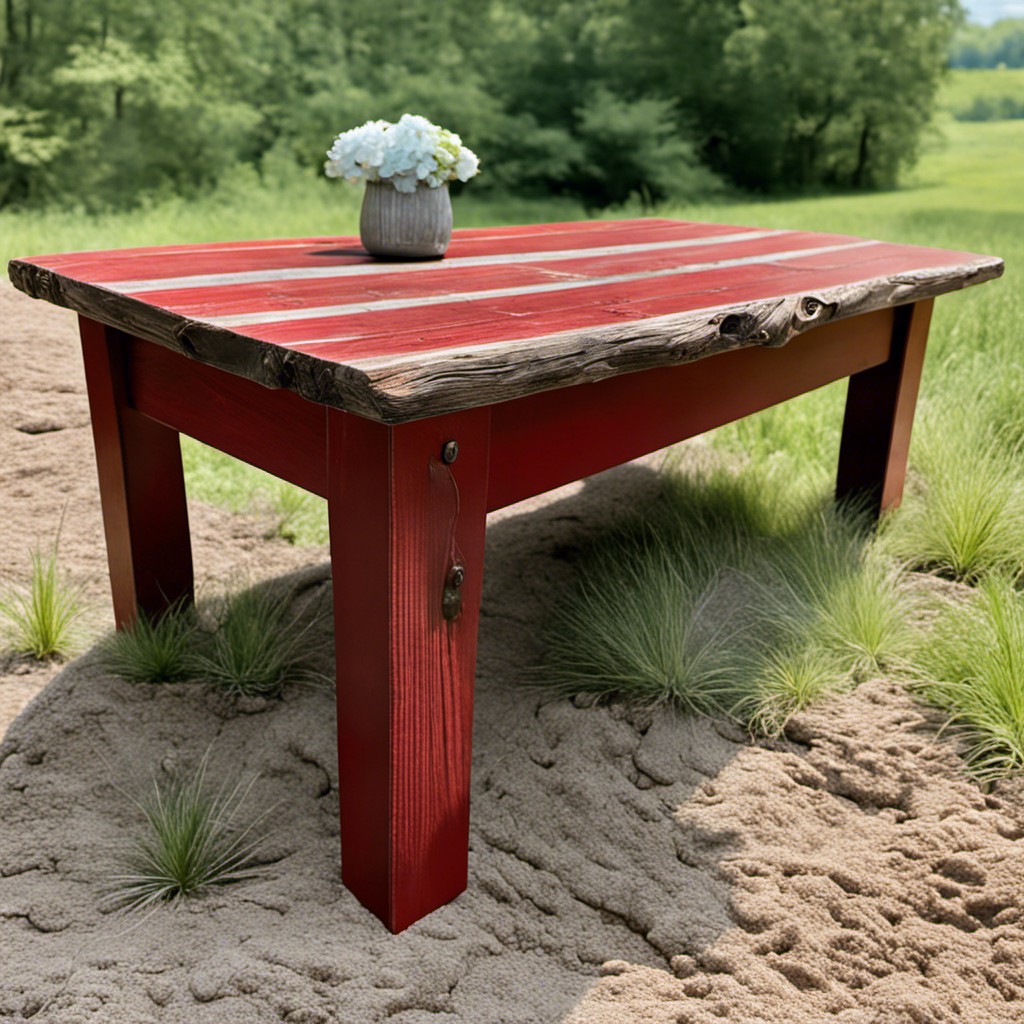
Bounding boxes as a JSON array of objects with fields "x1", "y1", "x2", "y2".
[{"x1": 2, "y1": 281, "x2": 1024, "y2": 1022}]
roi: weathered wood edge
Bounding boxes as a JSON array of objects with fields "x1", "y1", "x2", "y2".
[
  {"x1": 350, "y1": 256, "x2": 1004, "y2": 421},
  {"x1": 7, "y1": 256, "x2": 362, "y2": 415},
  {"x1": 7, "y1": 254, "x2": 1004, "y2": 425}
]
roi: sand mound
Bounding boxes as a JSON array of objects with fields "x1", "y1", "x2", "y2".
[
  {"x1": 2, "y1": 466, "x2": 1024, "y2": 1023},
  {"x1": 0, "y1": 281, "x2": 325, "y2": 732},
  {"x1": 3, "y1": 282, "x2": 1024, "y2": 1022}
]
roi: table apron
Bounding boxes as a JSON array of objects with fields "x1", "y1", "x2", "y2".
[
  {"x1": 124, "y1": 334, "x2": 329, "y2": 498},
  {"x1": 486, "y1": 306, "x2": 895, "y2": 511},
  {"x1": 123, "y1": 306, "x2": 895, "y2": 510}
]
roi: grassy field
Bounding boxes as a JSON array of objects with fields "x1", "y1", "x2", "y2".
[
  {"x1": 4, "y1": 116, "x2": 1023, "y2": 772},
  {"x1": 939, "y1": 67, "x2": 1024, "y2": 121}
]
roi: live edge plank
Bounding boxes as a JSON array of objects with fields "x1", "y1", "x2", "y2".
[{"x1": 8, "y1": 254, "x2": 1002, "y2": 426}]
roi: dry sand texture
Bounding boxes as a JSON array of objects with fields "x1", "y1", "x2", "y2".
[{"x1": 2, "y1": 281, "x2": 1024, "y2": 1022}]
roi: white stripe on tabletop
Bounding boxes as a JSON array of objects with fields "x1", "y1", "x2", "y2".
[
  {"x1": 207, "y1": 240, "x2": 879, "y2": 332},
  {"x1": 106, "y1": 229, "x2": 787, "y2": 293},
  {"x1": 341, "y1": 259, "x2": 958, "y2": 370}
]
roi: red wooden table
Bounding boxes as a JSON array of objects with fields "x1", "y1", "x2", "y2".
[{"x1": 8, "y1": 219, "x2": 1002, "y2": 931}]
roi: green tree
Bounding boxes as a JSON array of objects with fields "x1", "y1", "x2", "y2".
[{"x1": 623, "y1": 0, "x2": 962, "y2": 191}]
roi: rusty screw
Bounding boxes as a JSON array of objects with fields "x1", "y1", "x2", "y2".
[{"x1": 441, "y1": 440, "x2": 459, "y2": 464}]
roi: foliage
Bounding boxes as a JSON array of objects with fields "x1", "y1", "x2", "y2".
[
  {"x1": 882, "y1": 430, "x2": 1024, "y2": 582},
  {"x1": 619, "y1": 0, "x2": 962, "y2": 190},
  {"x1": 0, "y1": 545, "x2": 82, "y2": 659},
  {"x1": 542, "y1": 466, "x2": 913, "y2": 735},
  {"x1": 98, "y1": 602, "x2": 197, "y2": 683},
  {"x1": 950, "y1": 17, "x2": 1024, "y2": 68},
  {"x1": 914, "y1": 575, "x2": 1024, "y2": 780},
  {"x1": 108, "y1": 755, "x2": 270, "y2": 910},
  {"x1": 192, "y1": 585, "x2": 319, "y2": 699},
  {"x1": 0, "y1": 0, "x2": 960, "y2": 208}
]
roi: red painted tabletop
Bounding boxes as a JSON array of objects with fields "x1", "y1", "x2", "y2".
[{"x1": 8, "y1": 219, "x2": 1003, "y2": 423}]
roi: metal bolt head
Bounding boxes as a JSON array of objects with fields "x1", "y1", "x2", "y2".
[
  {"x1": 441, "y1": 440, "x2": 459, "y2": 464},
  {"x1": 447, "y1": 563, "x2": 466, "y2": 588}
]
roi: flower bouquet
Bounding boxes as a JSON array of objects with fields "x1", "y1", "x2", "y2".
[{"x1": 325, "y1": 114, "x2": 480, "y2": 258}]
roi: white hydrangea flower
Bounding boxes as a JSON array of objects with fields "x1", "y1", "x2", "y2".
[
  {"x1": 324, "y1": 114, "x2": 481, "y2": 190},
  {"x1": 455, "y1": 148, "x2": 479, "y2": 182}
]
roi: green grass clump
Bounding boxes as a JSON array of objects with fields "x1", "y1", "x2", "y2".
[
  {"x1": 915, "y1": 574, "x2": 1024, "y2": 780},
  {"x1": 98, "y1": 603, "x2": 197, "y2": 683},
  {"x1": 0, "y1": 547, "x2": 83, "y2": 659},
  {"x1": 109, "y1": 756, "x2": 269, "y2": 911},
  {"x1": 738, "y1": 647, "x2": 842, "y2": 737},
  {"x1": 774, "y1": 509, "x2": 915, "y2": 676},
  {"x1": 883, "y1": 432, "x2": 1024, "y2": 582},
  {"x1": 544, "y1": 466, "x2": 914, "y2": 735},
  {"x1": 97, "y1": 583, "x2": 321, "y2": 699},
  {"x1": 543, "y1": 532, "x2": 754, "y2": 715},
  {"x1": 193, "y1": 587, "x2": 315, "y2": 699}
]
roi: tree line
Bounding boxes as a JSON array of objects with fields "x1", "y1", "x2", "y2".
[
  {"x1": 951, "y1": 18, "x2": 1024, "y2": 67},
  {"x1": 0, "y1": 0, "x2": 961, "y2": 210}
]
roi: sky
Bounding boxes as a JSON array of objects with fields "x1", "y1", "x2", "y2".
[{"x1": 964, "y1": 0, "x2": 1024, "y2": 23}]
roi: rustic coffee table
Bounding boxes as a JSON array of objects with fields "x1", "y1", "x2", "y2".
[{"x1": 8, "y1": 219, "x2": 1002, "y2": 931}]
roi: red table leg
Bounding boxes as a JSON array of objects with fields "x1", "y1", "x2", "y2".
[
  {"x1": 79, "y1": 317, "x2": 194, "y2": 627},
  {"x1": 836, "y1": 298, "x2": 934, "y2": 519},
  {"x1": 327, "y1": 406, "x2": 490, "y2": 932}
]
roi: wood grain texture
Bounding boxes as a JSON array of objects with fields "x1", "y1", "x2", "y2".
[
  {"x1": 836, "y1": 299, "x2": 934, "y2": 517},
  {"x1": 327, "y1": 406, "x2": 490, "y2": 932},
  {"x1": 11, "y1": 219, "x2": 734, "y2": 283},
  {"x1": 8, "y1": 219, "x2": 1003, "y2": 425},
  {"x1": 126, "y1": 337, "x2": 328, "y2": 497},
  {"x1": 78, "y1": 317, "x2": 194, "y2": 626},
  {"x1": 345, "y1": 259, "x2": 1001, "y2": 423}
]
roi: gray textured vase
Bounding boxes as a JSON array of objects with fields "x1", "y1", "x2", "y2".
[{"x1": 359, "y1": 180, "x2": 452, "y2": 259}]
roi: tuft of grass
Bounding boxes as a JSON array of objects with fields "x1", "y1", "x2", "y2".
[
  {"x1": 543, "y1": 532, "x2": 757, "y2": 715},
  {"x1": 192, "y1": 586, "x2": 316, "y2": 699},
  {"x1": 914, "y1": 574, "x2": 1024, "y2": 780},
  {"x1": 98, "y1": 602, "x2": 198, "y2": 683},
  {"x1": 108, "y1": 756, "x2": 270, "y2": 911},
  {"x1": 543, "y1": 466, "x2": 914, "y2": 734},
  {"x1": 737, "y1": 646, "x2": 843, "y2": 738},
  {"x1": 0, "y1": 546, "x2": 83, "y2": 659},
  {"x1": 264, "y1": 480, "x2": 325, "y2": 545},
  {"x1": 772, "y1": 508, "x2": 916, "y2": 677},
  {"x1": 883, "y1": 431, "x2": 1024, "y2": 582}
]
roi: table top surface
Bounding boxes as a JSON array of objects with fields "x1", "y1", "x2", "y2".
[{"x1": 8, "y1": 218, "x2": 1003, "y2": 424}]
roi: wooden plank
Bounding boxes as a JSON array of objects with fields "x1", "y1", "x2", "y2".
[
  {"x1": 8, "y1": 223, "x2": 1003, "y2": 425},
  {"x1": 336, "y1": 256, "x2": 1001, "y2": 423},
  {"x1": 125, "y1": 337, "x2": 328, "y2": 497},
  {"x1": 836, "y1": 299, "x2": 934, "y2": 517},
  {"x1": 206, "y1": 239, "x2": 877, "y2": 330},
  {"x1": 18, "y1": 219, "x2": 711, "y2": 285},
  {"x1": 236, "y1": 241, "x2": 980, "y2": 347},
  {"x1": 328, "y1": 406, "x2": 490, "y2": 932},
  {"x1": 125, "y1": 229, "x2": 794, "y2": 312},
  {"x1": 487, "y1": 309, "x2": 894, "y2": 511},
  {"x1": 78, "y1": 317, "x2": 194, "y2": 626}
]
